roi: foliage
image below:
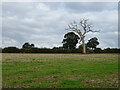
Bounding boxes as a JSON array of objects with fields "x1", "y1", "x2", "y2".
[
  {"x1": 87, "y1": 37, "x2": 99, "y2": 50},
  {"x1": 66, "y1": 19, "x2": 99, "y2": 54},
  {"x1": 0, "y1": 48, "x2": 2, "y2": 53},
  {"x1": 2, "y1": 47, "x2": 20, "y2": 53},
  {"x1": 94, "y1": 48, "x2": 103, "y2": 53},
  {"x1": 2, "y1": 44, "x2": 120, "y2": 54},
  {"x1": 79, "y1": 44, "x2": 93, "y2": 53},
  {"x1": 103, "y1": 48, "x2": 120, "y2": 53},
  {"x1": 22, "y1": 42, "x2": 35, "y2": 49},
  {"x1": 62, "y1": 32, "x2": 79, "y2": 49}
]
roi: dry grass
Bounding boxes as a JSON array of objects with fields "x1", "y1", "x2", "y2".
[{"x1": 2, "y1": 53, "x2": 119, "y2": 88}]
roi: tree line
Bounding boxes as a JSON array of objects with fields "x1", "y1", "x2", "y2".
[
  {"x1": 1, "y1": 19, "x2": 119, "y2": 53},
  {"x1": 1, "y1": 41, "x2": 120, "y2": 53},
  {"x1": 1, "y1": 47, "x2": 120, "y2": 53}
]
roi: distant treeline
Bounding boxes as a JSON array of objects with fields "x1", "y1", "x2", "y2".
[{"x1": 1, "y1": 47, "x2": 120, "y2": 53}]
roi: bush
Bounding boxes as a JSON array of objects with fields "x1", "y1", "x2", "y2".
[
  {"x1": 2, "y1": 46, "x2": 120, "y2": 53},
  {"x1": 94, "y1": 48, "x2": 103, "y2": 53},
  {"x1": 103, "y1": 48, "x2": 120, "y2": 53},
  {"x1": 2, "y1": 47, "x2": 20, "y2": 53}
]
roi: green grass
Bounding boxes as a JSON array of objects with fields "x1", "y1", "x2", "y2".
[{"x1": 2, "y1": 53, "x2": 119, "y2": 88}]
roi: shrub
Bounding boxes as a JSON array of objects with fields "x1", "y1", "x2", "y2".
[{"x1": 2, "y1": 47, "x2": 20, "y2": 53}]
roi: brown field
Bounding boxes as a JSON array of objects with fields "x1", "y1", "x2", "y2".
[{"x1": 2, "y1": 53, "x2": 119, "y2": 88}]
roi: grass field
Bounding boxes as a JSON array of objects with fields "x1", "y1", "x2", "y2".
[{"x1": 2, "y1": 53, "x2": 119, "y2": 88}]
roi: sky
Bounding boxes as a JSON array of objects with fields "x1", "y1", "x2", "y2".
[{"x1": 2, "y1": 2, "x2": 118, "y2": 49}]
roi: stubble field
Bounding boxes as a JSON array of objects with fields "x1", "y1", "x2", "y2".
[{"x1": 2, "y1": 53, "x2": 119, "y2": 88}]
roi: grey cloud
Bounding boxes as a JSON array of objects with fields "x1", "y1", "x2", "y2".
[
  {"x1": 62, "y1": 2, "x2": 117, "y2": 13},
  {"x1": 43, "y1": 2, "x2": 117, "y2": 13},
  {"x1": 2, "y1": 2, "x2": 118, "y2": 49}
]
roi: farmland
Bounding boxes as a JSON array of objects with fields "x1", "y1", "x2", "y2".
[{"x1": 2, "y1": 53, "x2": 118, "y2": 88}]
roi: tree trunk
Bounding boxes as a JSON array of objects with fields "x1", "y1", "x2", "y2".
[{"x1": 82, "y1": 39, "x2": 86, "y2": 54}]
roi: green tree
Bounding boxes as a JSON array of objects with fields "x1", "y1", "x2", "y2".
[
  {"x1": 30, "y1": 44, "x2": 35, "y2": 48},
  {"x1": 87, "y1": 37, "x2": 99, "y2": 50},
  {"x1": 66, "y1": 19, "x2": 99, "y2": 53},
  {"x1": 62, "y1": 32, "x2": 79, "y2": 49},
  {"x1": 22, "y1": 42, "x2": 35, "y2": 49}
]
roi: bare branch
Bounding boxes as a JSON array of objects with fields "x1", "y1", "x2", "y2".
[
  {"x1": 79, "y1": 39, "x2": 82, "y2": 44},
  {"x1": 65, "y1": 19, "x2": 99, "y2": 54},
  {"x1": 66, "y1": 19, "x2": 99, "y2": 38},
  {"x1": 67, "y1": 21, "x2": 78, "y2": 31},
  {"x1": 86, "y1": 24, "x2": 100, "y2": 33},
  {"x1": 88, "y1": 30, "x2": 100, "y2": 33}
]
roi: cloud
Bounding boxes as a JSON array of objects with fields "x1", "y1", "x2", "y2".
[
  {"x1": 2, "y1": 2, "x2": 118, "y2": 49},
  {"x1": 64, "y1": 2, "x2": 117, "y2": 13}
]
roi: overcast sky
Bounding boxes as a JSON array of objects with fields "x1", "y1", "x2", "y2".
[{"x1": 2, "y1": 2, "x2": 118, "y2": 49}]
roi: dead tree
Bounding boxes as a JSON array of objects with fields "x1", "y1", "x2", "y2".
[{"x1": 66, "y1": 19, "x2": 99, "y2": 54}]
